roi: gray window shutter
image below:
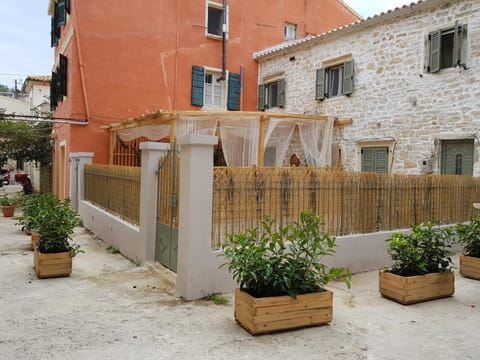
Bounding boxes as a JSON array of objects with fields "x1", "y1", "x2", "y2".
[
  {"x1": 315, "y1": 68, "x2": 325, "y2": 100},
  {"x1": 277, "y1": 79, "x2": 285, "y2": 107},
  {"x1": 257, "y1": 84, "x2": 265, "y2": 111},
  {"x1": 191, "y1": 66, "x2": 205, "y2": 107},
  {"x1": 429, "y1": 30, "x2": 441, "y2": 73},
  {"x1": 227, "y1": 73, "x2": 240, "y2": 111},
  {"x1": 342, "y1": 60, "x2": 354, "y2": 96},
  {"x1": 361, "y1": 148, "x2": 375, "y2": 172}
]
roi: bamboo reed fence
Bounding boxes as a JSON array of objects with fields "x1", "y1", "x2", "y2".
[
  {"x1": 84, "y1": 164, "x2": 141, "y2": 225},
  {"x1": 211, "y1": 167, "x2": 480, "y2": 249}
]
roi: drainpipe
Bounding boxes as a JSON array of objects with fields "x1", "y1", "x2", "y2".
[{"x1": 219, "y1": 0, "x2": 227, "y2": 81}]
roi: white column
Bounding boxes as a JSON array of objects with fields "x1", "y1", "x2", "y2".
[
  {"x1": 176, "y1": 135, "x2": 218, "y2": 300},
  {"x1": 69, "y1": 152, "x2": 94, "y2": 210},
  {"x1": 139, "y1": 142, "x2": 170, "y2": 262}
]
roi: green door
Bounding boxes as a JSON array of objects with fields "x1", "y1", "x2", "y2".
[{"x1": 441, "y1": 140, "x2": 474, "y2": 175}]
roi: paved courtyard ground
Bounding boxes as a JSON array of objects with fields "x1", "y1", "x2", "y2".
[{"x1": 1, "y1": 213, "x2": 479, "y2": 360}]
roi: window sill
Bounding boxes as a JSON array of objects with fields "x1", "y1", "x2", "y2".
[
  {"x1": 202, "y1": 105, "x2": 226, "y2": 111},
  {"x1": 206, "y1": 33, "x2": 223, "y2": 40}
]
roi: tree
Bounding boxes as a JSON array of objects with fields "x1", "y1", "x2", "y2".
[{"x1": 0, "y1": 120, "x2": 53, "y2": 166}]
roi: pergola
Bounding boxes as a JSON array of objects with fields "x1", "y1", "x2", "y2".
[{"x1": 105, "y1": 110, "x2": 352, "y2": 166}]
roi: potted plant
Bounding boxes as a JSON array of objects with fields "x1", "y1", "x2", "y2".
[
  {"x1": 455, "y1": 216, "x2": 480, "y2": 280},
  {"x1": 1, "y1": 194, "x2": 18, "y2": 217},
  {"x1": 17, "y1": 193, "x2": 57, "y2": 248},
  {"x1": 34, "y1": 198, "x2": 83, "y2": 279},
  {"x1": 379, "y1": 222, "x2": 455, "y2": 305},
  {"x1": 221, "y1": 210, "x2": 351, "y2": 335}
]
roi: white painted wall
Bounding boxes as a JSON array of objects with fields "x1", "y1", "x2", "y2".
[{"x1": 257, "y1": 0, "x2": 480, "y2": 175}]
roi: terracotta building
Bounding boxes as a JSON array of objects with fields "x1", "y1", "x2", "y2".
[{"x1": 48, "y1": 0, "x2": 359, "y2": 198}]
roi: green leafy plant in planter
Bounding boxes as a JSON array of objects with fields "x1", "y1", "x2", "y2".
[
  {"x1": 221, "y1": 210, "x2": 351, "y2": 334},
  {"x1": 380, "y1": 222, "x2": 455, "y2": 304},
  {"x1": 34, "y1": 198, "x2": 83, "y2": 278},
  {"x1": 17, "y1": 193, "x2": 57, "y2": 233},
  {"x1": 455, "y1": 216, "x2": 480, "y2": 280},
  {"x1": 1, "y1": 194, "x2": 20, "y2": 217}
]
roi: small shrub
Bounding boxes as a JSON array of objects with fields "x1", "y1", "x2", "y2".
[
  {"x1": 386, "y1": 222, "x2": 454, "y2": 276},
  {"x1": 221, "y1": 210, "x2": 351, "y2": 298},
  {"x1": 17, "y1": 193, "x2": 57, "y2": 232},
  {"x1": 106, "y1": 245, "x2": 120, "y2": 254},
  {"x1": 205, "y1": 293, "x2": 229, "y2": 305},
  {"x1": 455, "y1": 216, "x2": 480, "y2": 258}
]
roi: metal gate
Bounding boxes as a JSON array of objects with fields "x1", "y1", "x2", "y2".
[{"x1": 155, "y1": 145, "x2": 179, "y2": 272}]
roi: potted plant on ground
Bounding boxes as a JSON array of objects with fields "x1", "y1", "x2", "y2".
[
  {"x1": 17, "y1": 193, "x2": 57, "y2": 248},
  {"x1": 34, "y1": 198, "x2": 83, "y2": 279},
  {"x1": 455, "y1": 216, "x2": 480, "y2": 280},
  {"x1": 1, "y1": 194, "x2": 17, "y2": 217},
  {"x1": 379, "y1": 222, "x2": 455, "y2": 305},
  {"x1": 221, "y1": 210, "x2": 351, "y2": 335}
]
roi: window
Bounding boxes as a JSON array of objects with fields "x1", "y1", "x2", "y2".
[
  {"x1": 206, "y1": 1, "x2": 227, "y2": 38},
  {"x1": 257, "y1": 79, "x2": 285, "y2": 111},
  {"x1": 427, "y1": 21, "x2": 467, "y2": 73},
  {"x1": 316, "y1": 60, "x2": 354, "y2": 100},
  {"x1": 284, "y1": 23, "x2": 297, "y2": 40},
  {"x1": 50, "y1": 54, "x2": 68, "y2": 110},
  {"x1": 191, "y1": 66, "x2": 240, "y2": 110},
  {"x1": 441, "y1": 140, "x2": 473, "y2": 175},
  {"x1": 50, "y1": 0, "x2": 70, "y2": 48},
  {"x1": 361, "y1": 147, "x2": 388, "y2": 173}
]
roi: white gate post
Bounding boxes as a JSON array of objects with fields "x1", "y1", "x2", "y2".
[
  {"x1": 176, "y1": 135, "x2": 218, "y2": 300},
  {"x1": 139, "y1": 142, "x2": 170, "y2": 262},
  {"x1": 69, "y1": 152, "x2": 94, "y2": 210}
]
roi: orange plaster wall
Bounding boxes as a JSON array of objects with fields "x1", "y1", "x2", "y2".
[{"x1": 52, "y1": 0, "x2": 359, "y2": 197}]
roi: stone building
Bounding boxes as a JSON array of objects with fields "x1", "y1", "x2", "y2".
[{"x1": 254, "y1": 0, "x2": 480, "y2": 176}]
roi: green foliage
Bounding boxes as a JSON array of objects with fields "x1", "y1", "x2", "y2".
[
  {"x1": 221, "y1": 210, "x2": 351, "y2": 298},
  {"x1": 205, "y1": 293, "x2": 229, "y2": 305},
  {"x1": 0, "y1": 121, "x2": 53, "y2": 166},
  {"x1": 386, "y1": 223, "x2": 454, "y2": 276},
  {"x1": 0, "y1": 195, "x2": 17, "y2": 206},
  {"x1": 106, "y1": 245, "x2": 120, "y2": 254},
  {"x1": 36, "y1": 198, "x2": 83, "y2": 257},
  {"x1": 17, "y1": 193, "x2": 57, "y2": 232},
  {"x1": 455, "y1": 216, "x2": 480, "y2": 258}
]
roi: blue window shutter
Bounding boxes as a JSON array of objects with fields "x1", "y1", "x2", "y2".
[
  {"x1": 257, "y1": 84, "x2": 265, "y2": 111},
  {"x1": 315, "y1": 68, "x2": 325, "y2": 100},
  {"x1": 342, "y1": 60, "x2": 354, "y2": 96},
  {"x1": 191, "y1": 66, "x2": 205, "y2": 107},
  {"x1": 57, "y1": 0, "x2": 67, "y2": 26},
  {"x1": 277, "y1": 79, "x2": 285, "y2": 107},
  {"x1": 227, "y1": 73, "x2": 240, "y2": 110},
  {"x1": 429, "y1": 30, "x2": 441, "y2": 73}
]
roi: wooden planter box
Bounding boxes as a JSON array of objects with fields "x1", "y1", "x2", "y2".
[
  {"x1": 234, "y1": 288, "x2": 333, "y2": 335},
  {"x1": 460, "y1": 255, "x2": 480, "y2": 280},
  {"x1": 31, "y1": 231, "x2": 40, "y2": 250},
  {"x1": 379, "y1": 271, "x2": 454, "y2": 305},
  {"x1": 34, "y1": 248, "x2": 72, "y2": 279}
]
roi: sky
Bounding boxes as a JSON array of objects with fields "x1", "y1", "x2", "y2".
[{"x1": 0, "y1": 0, "x2": 414, "y2": 91}]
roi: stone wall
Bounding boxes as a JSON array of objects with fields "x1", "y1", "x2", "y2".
[{"x1": 257, "y1": 0, "x2": 480, "y2": 175}]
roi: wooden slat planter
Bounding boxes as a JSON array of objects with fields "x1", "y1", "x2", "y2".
[
  {"x1": 379, "y1": 271, "x2": 454, "y2": 305},
  {"x1": 34, "y1": 248, "x2": 72, "y2": 279},
  {"x1": 234, "y1": 288, "x2": 333, "y2": 335},
  {"x1": 460, "y1": 255, "x2": 480, "y2": 280}
]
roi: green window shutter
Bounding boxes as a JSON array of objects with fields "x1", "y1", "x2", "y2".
[
  {"x1": 65, "y1": 0, "x2": 71, "y2": 14},
  {"x1": 374, "y1": 147, "x2": 388, "y2": 173},
  {"x1": 227, "y1": 73, "x2": 240, "y2": 111},
  {"x1": 59, "y1": 54, "x2": 68, "y2": 97},
  {"x1": 361, "y1": 148, "x2": 375, "y2": 172},
  {"x1": 257, "y1": 84, "x2": 265, "y2": 111},
  {"x1": 191, "y1": 66, "x2": 205, "y2": 107},
  {"x1": 277, "y1": 79, "x2": 285, "y2": 107},
  {"x1": 50, "y1": 71, "x2": 57, "y2": 110},
  {"x1": 50, "y1": 15, "x2": 58, "y2": 48},
  {"x1": 342, "y1": 60, "x2": 354, "y2": 96},
  {"x1": 57, "y1": 0, "x2": 67, "y2": 26},
  {"x1": 315, "y1": 68, "x2": 325, "y2": 100},
  {"x1": 429, "y1": 30, "x2": 441, "y2": 73}
]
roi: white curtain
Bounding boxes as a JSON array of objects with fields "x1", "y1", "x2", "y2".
[
  {"x1": 298, "y1": 117, "x2": 334, "y2": 167},
  {"x1": 117, "y1": 125, "x2": 170, "y2": 142},
  {"x1": 175, "y1": 116, "x2": 218, "y2": 137},
  {"x1": 219, "y1": 117, "x2": 259, "y2": 166},
  {"x1": 264, "y1": 118, "x2": 297, "y2": 166}
]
